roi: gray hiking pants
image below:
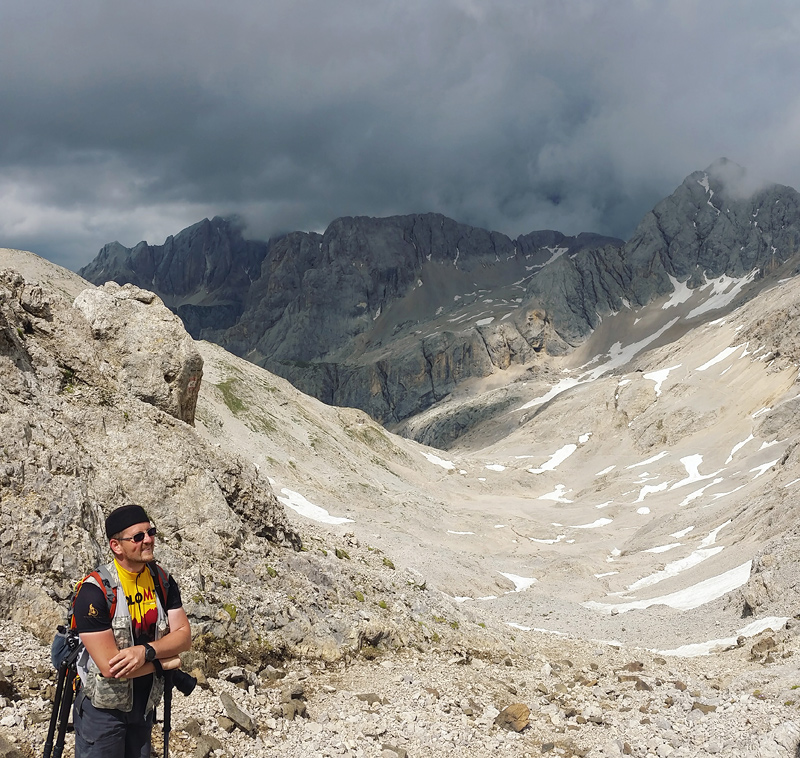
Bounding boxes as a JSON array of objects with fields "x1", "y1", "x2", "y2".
[{"x1": 73, "y1": 689, "x2": 154, "y2": 758}]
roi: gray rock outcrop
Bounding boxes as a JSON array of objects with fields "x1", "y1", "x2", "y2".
[
  {"x1": 0, "y1": 267, "x2": 299, "y2": 640},
  {"x1": 73, "y1": 282, "x2": 203, "y2": 425}
]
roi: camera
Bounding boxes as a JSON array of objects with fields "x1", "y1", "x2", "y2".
[{"x1": 171, "y1": 669, "x2": 197, "y2": 696}]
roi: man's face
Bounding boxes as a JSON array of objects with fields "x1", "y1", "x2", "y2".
[{"x1": 112, "y1": 520, "x2": 156, "y2": 565}]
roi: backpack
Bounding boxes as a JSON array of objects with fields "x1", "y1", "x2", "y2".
[{"x1": 50, "y1": 562, "x2": 171, "y2": 670}]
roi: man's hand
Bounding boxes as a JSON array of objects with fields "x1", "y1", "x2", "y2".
[
  {"x1": 161, "y1": 655, "x2": 182, "y2": 671},
  {"x1": 109, "y1": 645, "x2": 146, "y2": 678}
]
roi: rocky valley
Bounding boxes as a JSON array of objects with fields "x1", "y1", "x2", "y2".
[{"x1": 3, "y1": 160, "x2": 800, "y2": 757}]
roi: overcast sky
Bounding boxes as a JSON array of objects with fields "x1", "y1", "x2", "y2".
[{"x1": 2, "y1": 0, "x2": 800, "y2": 270}]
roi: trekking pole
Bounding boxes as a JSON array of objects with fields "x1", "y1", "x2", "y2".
[
  {"x1": 42, "y1": 659, "x2": 69, "y2": 758},
  {"x1": 51, "y1": 666, "x2": 77, "y2": 758},
  {"x1": 162, "y1": 671, "x2": 173, "y2": 758},
  {"x1": 162, "y1": 669, "x2": 195, "y2": 758},
  {"x1": 43, "y1": 636, "x2": 81, "y2": 758}
]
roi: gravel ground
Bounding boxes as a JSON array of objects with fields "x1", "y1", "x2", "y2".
[{"x1": 4, "y1": 617, "x2": 800, "y2": 758}]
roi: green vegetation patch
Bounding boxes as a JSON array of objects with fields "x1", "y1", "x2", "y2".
[
  {"x1": 222, "y1": 603, "x2": 238, "y2": 621},
  {"x1": 216, "y1": 379, "x2": 246, "y2": 415}
]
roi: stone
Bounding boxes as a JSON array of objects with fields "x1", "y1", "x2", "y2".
[
  {"x1": 181, "y1": 718, "x2": 202, "y2": 738},
  {"x1": 191, "y1": 668, "x2": 208, "y2": 689},
  {"x1": 281, "y1": 683, "x2": 305, "y2": 702},
  {"x1": 194, "y1": 734, "x2": 222, "y2": 758},
  {"x1": 218, "y1": 665, "x2": 247, "y2": 683},
  {"x1": 0, "y1": 674, "x2": 13, "y2": 699},
  {"x1": 219, "y1": 691, "x2": 256, "y2": 735},
  {"x1": 0, "y1": 734, "x2": 24, "y2": 758},
  {"x1": 282, "y1": 700, "x2": 308, "y2": 720},
  {"x1": 260, "y1": 665, "x2": 286, "y2": 682},
  {"x1": 750, "y1": 636, "x2": 778, "y2": 659},
  {"x1": 494, "y1": 703, "x2": 530, "y2": 732}
]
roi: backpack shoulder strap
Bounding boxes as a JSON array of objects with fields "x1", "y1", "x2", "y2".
[
  {"x1": 148, "y1": 562, "x2": 171, "y2": 610},
  {"x1": 69, "y1": 562, "x2": 119, "y2": 629},
  {"x1": 95, "y1": 562, "x2": 119, "y2": 617}
]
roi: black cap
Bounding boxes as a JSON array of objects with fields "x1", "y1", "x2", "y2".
[{"x1": 105, "y1": 505, "x2": 151, "y2": 539}]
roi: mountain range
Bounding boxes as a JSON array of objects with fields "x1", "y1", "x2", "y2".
[{"x1": 80, "y1": 158, "x2": 800, "y2": 448}]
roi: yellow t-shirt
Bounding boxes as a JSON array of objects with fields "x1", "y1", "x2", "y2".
[{"x1": 114, "y1": 559, "x2": 159, "y2": 644}]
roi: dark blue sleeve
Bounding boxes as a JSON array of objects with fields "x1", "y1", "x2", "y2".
[
  {"x1": 72, "y1": 582, "x2": 112, "y2": 633},
  {"x1": 166, "y1": 576, "x2": 183, "y2": 611}
]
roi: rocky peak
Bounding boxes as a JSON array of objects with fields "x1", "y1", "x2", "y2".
[
  {"x1": 625, "y1": 159, "x2": 800, "y2": 289},
  {"x1": 79, "y1": 216, "x2": 270, "y2": 327}
]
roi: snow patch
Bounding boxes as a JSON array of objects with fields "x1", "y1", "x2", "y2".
[
  {"x1": 627, "y1": 452, "x2": 668, "y2": 469},
  {"x1": 635, "y1": 482, "x2": 669, "y2": 502},
  {"x1": 277, "y1": 488, "x2": 355, "y2": 525},
  {"x1": 584, "y1": 561, "x2": 751, "y2": 614},
  {"x1": 421, "y1": 452, "x2": 456, "y2": 470},
  {"x1": 750, "y1": 460, "x2": 779, "y2": 479},
  {"x1": 499, "y1": 572, "x2": 537, "y2": 593},
  {"x1": 570, "y1": 518, "x2": 613, "y2": 529},
  {"x1": 687, "y1": 272, "x2": 756, "y2": 319},
  {"x1": 696, "y1": 344, "x2": 745, "y2": 371},
  {"x1": 670, "y1": 455, "x2": 721, "y2": 490},
  {"x1": 538, "y1": 485, "x2": 573, "y2": 503},
  {"x1": 726, "y1": 434, "x2": 754, "y2": 464},
  {"x1": 528, "y1": 444, "x2": 577, "y2": 473},
  {"x1": 662, "y1": 277, "x2": 694, "y2": 309},
  {"x1": 657, "y1": 617, "x2": 788, "y2": 657},
  {"x1": 643, "y1": 365, "x2": 681, "y2": 397},
  {"x1": 643, "y1": 544, "x2": 682, "y2": 554},
  {"x1": 530, "y1": 534, "x2": 566, "y2": 545}
]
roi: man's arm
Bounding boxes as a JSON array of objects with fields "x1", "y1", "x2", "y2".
[
  {"x1": 79, "y1": 629, "x2": 176, "y2": 679},
  {"x1": 107, "y1": 607, "x2": 191, "y2": 677},
  {"x1": 73, "y1": 582, "x2": 169, "y2": 679}
]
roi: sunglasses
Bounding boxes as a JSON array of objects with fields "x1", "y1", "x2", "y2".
[{"x1": 117, "y1": 526, "x2": 157, "y2": 543}]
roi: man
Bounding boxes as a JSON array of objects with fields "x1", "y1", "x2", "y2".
[{"x1": 71, "y1": 504, "x2": 192, "y2": 757}]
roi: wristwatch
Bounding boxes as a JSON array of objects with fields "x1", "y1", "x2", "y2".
[{"x1": 143, "y1": 643, "x2": 157, "y2": 663}]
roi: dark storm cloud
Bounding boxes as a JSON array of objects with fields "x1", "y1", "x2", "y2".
[{"x1": 2, "y1": 0, "x2": 800, "y2": 269}]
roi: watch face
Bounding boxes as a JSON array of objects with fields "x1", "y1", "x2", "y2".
[{"x1": 145, "y1": 644, "x2": 156, "y2": 662}]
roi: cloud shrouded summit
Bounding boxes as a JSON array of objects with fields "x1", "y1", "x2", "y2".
[{"x1": 2, "y1": 0, "x2": 800, "y2": 269}]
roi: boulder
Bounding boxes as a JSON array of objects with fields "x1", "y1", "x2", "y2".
[
  {"x1": 73, "y1": 282, "x2": 203, "y2": 425},
  {"x1": 494, "y1": 702, "x2": 530, "y2": 731}
]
